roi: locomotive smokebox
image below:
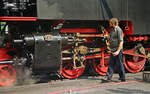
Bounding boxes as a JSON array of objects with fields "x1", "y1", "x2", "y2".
[{"x1": 32, "y1": 32, "x2": 68, "y2": 74}]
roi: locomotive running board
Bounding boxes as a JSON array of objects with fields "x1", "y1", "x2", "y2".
[{"x1": 0, "y1": 17, "x2": 37, "y2": 21}]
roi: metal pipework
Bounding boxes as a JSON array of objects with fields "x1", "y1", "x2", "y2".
[
  {"x1": 0, "y1": 60, "x2": 13, "y2": 64},
  {"x1": 62, "y1": 57, "x2": 72, "y2": 60},
  {"x1": 76, "y1": 33, "x2": 104, "y2": 38},
  {"x1": 12, "y1": 33, "x2": 70, "y2": 47},
  {"x1": 13, "y1": 39, "x2": 24, "y2": 43},
  {"x1": 13, "y1": 34, "x2": 34, "y2": 46}
]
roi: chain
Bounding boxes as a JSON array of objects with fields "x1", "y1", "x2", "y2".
[{"x1": 125, "y1": 0, "x2": 129, "y2": 30}]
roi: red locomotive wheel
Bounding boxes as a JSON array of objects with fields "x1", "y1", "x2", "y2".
[
  {"x1": 93, "y1": 57, "x2": 109, "y2": 76},
  {"x1": 124, "y1": 55, "x2": 146, "y2": 73},
  {"x1": 60, "y1": 61, "x2": 86, "y2": 79},
  {"x1": 0, "y1": 65, "x2": 16, "y2": 86}
]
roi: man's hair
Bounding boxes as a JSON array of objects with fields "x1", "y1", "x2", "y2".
[{"x1": 110, "y1": 18, "x2": 119, "y2": 26}]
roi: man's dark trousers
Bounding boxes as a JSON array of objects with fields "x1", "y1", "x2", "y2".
[{"x1": 106, "y1": 50, "x2": 125, "y2": 81}]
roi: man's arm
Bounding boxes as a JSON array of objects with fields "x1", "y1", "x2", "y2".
[
  {"x1": 105, "y1": 34, "x2": 111, "y2": 53},
  {"x1": 117, "y1": 40, "x2": 123, "y2": 52}
]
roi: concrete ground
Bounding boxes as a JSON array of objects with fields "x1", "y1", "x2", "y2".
[{"x1": 0, "y1": 72, "x2": 150, "y2": 94}]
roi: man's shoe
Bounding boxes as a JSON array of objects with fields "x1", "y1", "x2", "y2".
[
  {"x1": 118, "y1": 77, "x2": 126, "y2": 82},
  {"x1": 120, "y1": 79, "x2": 126, "y2": 82},
  {"x1": 101, "y1": 79, "x2": 111, "y2": 83},
  {"x1": 101, "y1": 76, "x2": 112, "y2": 83},
  {"x1": 107, "y1": 77, "x2": 112, "y2": 81}
]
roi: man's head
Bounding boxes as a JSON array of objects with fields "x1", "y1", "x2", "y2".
[{"x1": 109, "y1": 18, "x2": 119, "y2": 28}]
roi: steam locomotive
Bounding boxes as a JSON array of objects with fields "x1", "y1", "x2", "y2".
[{"x1": 0, "y1": 0, "x2": 150, "y2": 86}]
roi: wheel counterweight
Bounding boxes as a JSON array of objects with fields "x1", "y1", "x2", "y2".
[{"x1": 124, "y1": 55, "x2": 146, "y2": 73}]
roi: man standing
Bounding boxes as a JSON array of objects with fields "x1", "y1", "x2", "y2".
[{"x1": 105, "y1": 18, "x2": 126, "y2": 82}]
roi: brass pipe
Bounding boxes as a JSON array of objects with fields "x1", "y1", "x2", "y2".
[
  {"x1": 62, "y1": 50, "x2": 71, "y2": 54},
  {"x1": 76, "y1": 33, "x2": 104, "y2": 37},
  {"x1": 62, "y1": 57, "x2": 72, "y2": 60}
]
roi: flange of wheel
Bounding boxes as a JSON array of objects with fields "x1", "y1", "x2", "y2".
[{"x1": 0, "y1": 65, "x2": 16, "y2": 86}]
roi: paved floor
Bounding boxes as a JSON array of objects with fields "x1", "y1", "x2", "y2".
[{"x1": 0, "y1": 72, "x2": 150, "y2": 94}]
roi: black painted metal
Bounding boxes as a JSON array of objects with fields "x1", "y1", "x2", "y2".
[
  {"x1": 32, "y1": 33, "x2": 62, "y2": 74},
  {"x1": 37, "y1": 0, "x2": 101, "y2": 20},
  {"x1": 0, "y1": 0, "x2": 150, "y2": 34},
  {"x1": 37, "y1": 0, "x2": 150, "y2": 34}
]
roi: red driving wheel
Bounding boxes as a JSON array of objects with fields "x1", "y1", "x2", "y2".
[
  {"x1": 60, "y1": 61, "x2": 86, "y2": 79},
  {"x1": 124, "y1": 55, "x2": 146, "y2": 73},
  {"x1": 0, "y1": 65, "x2": 16, "y2": 86},
  {"x1": 93, "y1": 55, "x2": 109, "y2": 76}
]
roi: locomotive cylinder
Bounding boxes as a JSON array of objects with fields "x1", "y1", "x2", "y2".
[
  {"x1": 12, "y1": 32, "x2": 69, "y2": 73},
  {"x1": 32, "y1": 33, "x2": 68, "y2": 73}
]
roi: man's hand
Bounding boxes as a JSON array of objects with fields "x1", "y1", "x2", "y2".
[
  {"x1": 113, "y1": 41, "x2": 123, "y2": 56},
  {"x1": 112, "y1": 50, "x2": 120, "y2": 56}
]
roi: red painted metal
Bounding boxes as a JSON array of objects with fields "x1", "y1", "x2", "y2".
[
  {"x1": 85, "y1": 48, "x2": 110, "y2": 76},
  {"x1": 0, "y1": 65, "x2": 16, "y2": 86},
  {"x1": 60, "y1": 61, "x2": 86, "y2": 79},
  {"x1": 128, "y1": 36, "x2": 148, "y2": 42},
  {"x1": 123, "y1": 49, "x2": 146, "y2": 72},
  {"x1": 90, "y1": 48, "x2": 110, "y2": 76},
  {"x1": 123, "y1": 50, "x2": 147, "y2": 58},
  {"x1": 145, "y1": 48, "x2": 150, "y2": 51},
  {"x1": 120, "y1": 21, "x2": 133, "y2": 35},
  {"x1": 93, "y1": 56, "x2": 109, "y2": 76},
  {"x1": 60, "y1": 28, "x2": 98, "y2": 33},
  {"x1": 86, "y1": 48, "x2": 146, "y2": 74},
  {"x1": 85, "y1": 54, "x2": 102, "y2": 59},
  {"x1": 0, "y1": 17, "x2": 37, "y2": 21},
  {"x1": 0, "y1": 48, "x2": 14, "y2": 61},
  {"x1": 124, "y1": 55, "x2": 146, "y2": 73}
]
